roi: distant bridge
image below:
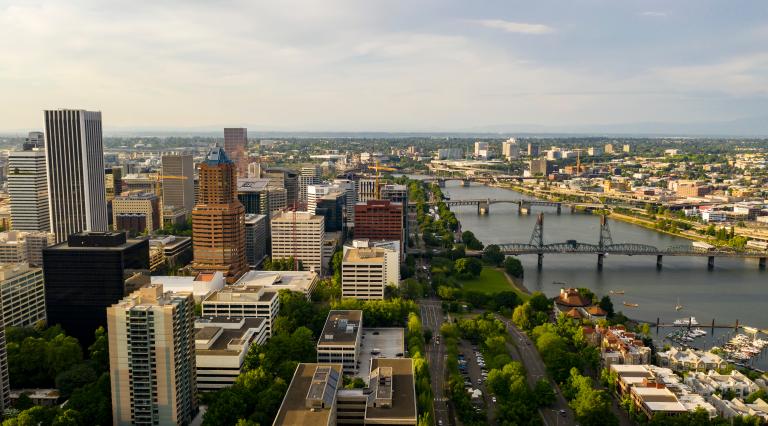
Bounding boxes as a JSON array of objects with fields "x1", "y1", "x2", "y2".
[
  {"x1": 499, "y1": 214, "x2": 768, "y2": 270},
  {"x1": 423, "y1": 198, "x2": 604, "y2": 215}
]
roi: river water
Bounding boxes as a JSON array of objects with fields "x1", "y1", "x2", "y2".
[{"x1": 442, "y1": 182, "x2": 768, "y2": 339}]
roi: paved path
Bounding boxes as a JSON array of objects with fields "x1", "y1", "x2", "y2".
[{"x1": 420, "y1": 299, "x2": 450, "y2": 425}]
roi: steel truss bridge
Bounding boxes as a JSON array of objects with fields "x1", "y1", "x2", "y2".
[{"x1": 499, "y1": 214, "x2": 768, "y2": 270}]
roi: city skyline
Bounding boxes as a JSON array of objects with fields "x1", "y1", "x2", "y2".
[{"x1": 1, "y1": 1, "x2": 768, "y2": 134}]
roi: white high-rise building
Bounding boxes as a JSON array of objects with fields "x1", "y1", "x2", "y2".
[
  {"x1": 298, "y1": 166, "x2": 321, "y2": 203},
  {"x1": 474, "y1": 141, "x2": 490, "y2": 159},
  {"x1": 8, "y1": 141, "x2": 49, "y2": 232},
  {"x1": 270, "y1": 211, "x2": 325, "y2": 274},
  {"x1": 44, "y1": 109, "x2": 108, "y2": 242},
  {"x1": 307, "y1": 184, "x2": 332, "y2": 214},
  {"x1": 341, "y1": 247, "x2": 399, "y2": 300},
  {"x1": 502, "y1": 138, "x2": 520, "y2": 160},
  {"x1": 0, "y1": 263, "x2": 47, "y2": 327},
  {"x1": 356, "y1": 178, "x2": 377, "y2": 203},
  {"x1": 332, "y1": 179, "x2": 356, "y2": 228}
]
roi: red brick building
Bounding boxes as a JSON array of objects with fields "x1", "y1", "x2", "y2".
[{"x1": 353, "y1": 200, "x2": 404, "y2": 252}]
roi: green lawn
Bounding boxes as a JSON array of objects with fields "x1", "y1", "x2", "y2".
[{"x1": 458, "y1": 267, "x2": 530, "y2": 300}]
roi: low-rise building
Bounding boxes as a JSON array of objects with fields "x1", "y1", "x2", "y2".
[
  {"x1": 317, "y1": 310, "x2": 362, "y2": 374},
  {"x1": 235, "y1": 270, "x2": 319, "y2": 299},
  {"x1": 273, "y1": 358, "x2": 417, "y2": 426},
  {"x1": 601, "y1": 326, "x2": 651, "y2": 366},
  {"x1": 656, "y1": 348, "x2": 726, "y2": 372},
  {"x1": 202, "y1": 284, "x2": 280, "y2": 336},
  {"x1": 194, "y1": 317, "x2": 268, "y2": 391},
  {"x1": 683, "y1": 370, "x2": 760, "y2": 400},
  {"x1": 710, "y1": 395, "x2": 768, "y2": 423},
  {"x1": 150, "y1": 271, "x2": 225, "y2": 302},
  {"x1": 9, "y1": 389, "x2": 60, "y2": 407},
  {"x1": 0, "y1": 231, "x2": 54, "y2": 266}
]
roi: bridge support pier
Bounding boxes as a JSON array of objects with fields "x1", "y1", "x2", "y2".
[
  {"x1": 597, "y1": 253, "x2": 604, "y2": 270},
  {"x1": 477, "y1": 201, "x2": 489, "y2": 215},
  {"x1": 708, "y1": 256, "x2": 715, "y2": 270},
  {"x1": 556, "y1": 205, "x2": 562, "y2": 215},
  {"x1": 537, "y1": 254, "x2": 543, "y2": 270},
  {"x1": 760, "y1": 257, "x2": 766, "y2": 269},
  {"x1": 462, "y1": 179, "x2": 470, "y2": 187},
  {"x1": 437, "y1": 179, "x2": 445, "y2": 188},
  {"x1": 656, "y1": 255, "x2": 663, "y2": 269}
]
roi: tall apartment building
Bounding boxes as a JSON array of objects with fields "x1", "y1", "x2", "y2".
[
  {"x1": 8, "y1": 139, "x2": 49, "y2": 232},
  {"x1": 307, "y1": 184, "x2": 333, "y2": 214},
  {"x1": 299, "y1": 166, "x2": 321, "y2": 203},
  {"x1": 112, "y1": 192, "x2": 161, "y2": 235},
  {"x1": 316, "y1": 310, "x2": 362, "y2": 374},
  {"x1": 263, "y1": 168, "x2": 299, "y2": 206},
  {"x1": 623, "y1": 144, "x2": 632, "y2": 153},
  {"x1": 224, "y1": 128, "x2": 248, "y2": 177},
  {"x1": 341, "y1": 247, "x2": 399, "y2": 300},
  {"x1": 502, "y1": 138, "x2": 520, "y2": 160},
  {"x1": 244, "y1": 214, "x2": 267, "y2": 268},
  {"x1": 604, "y1": 143, "x2": 615, "y2": 154},
  {"x1": 0, "y1": 263, "x2": 46, "y2": 327},
  {"x1": 528, "y1": 158, "x2": 549, "y2": 176},
  {"x1": 107, "y1": 285, "x2": 198, "y2": 426},
  {"x1": 201, "y1": 284, "x2": 279, "y2": 336},
  {"x1": 353, "y1": 200, "x2": 403, "y2": 254},
  {"x1": 271, "y1": 211, "x2": 325, "y2": 274},
  {"x1": 0, "y1": 231, "x2": 54, "y2": 266},
  {"x1": 474, "y1": 141, "x2": 489, "y2": 159},
  {"x1": 43, "y1": 232, "x2": 150, "y2": 344},
  {"x1": 192, "y1": 146, "x2": 247, "y2": 282},
  {"x1": 527, "y1": 142, "x2": 540, "y2": 157},
  {"x1": 44, "y1": 109, "x2": 108, "y2": 243},
  {"x1": 161, "y1": 154, "x2": 195, "y2": 219},
  {"x1": 247, "y1": 162, "x2": 262, "y2": 178}
]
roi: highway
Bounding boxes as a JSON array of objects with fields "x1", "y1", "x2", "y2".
[
  {"x1": 419, "y1": 299, "x2": 449, "y2": 425},
  {"x1": 495, "y1": 315, "x2": 575, "y2": 426}
]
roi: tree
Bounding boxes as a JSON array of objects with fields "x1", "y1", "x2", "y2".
[
  {"x1": 529, "y1": 291, "x2": 552, "y2": 312},
  {"x1": 482, "y1": 244, "x2": 505, "y2": 266},
  {"x1": 503, "y1": 256, "x2": 524, "y2": 278},
  {"x1": 461, "y1": 231, "x2": 484, "y2": 250},
  {"x1": 454, "y1": 257, "x2": 482, "y2": 277},
  {"x1": 534, "y1": 378, "x2": 556, "y2": 406},
  {"x1": 599, "y1": 296, "x2": 615, "y2": 318},
  {"x1": 88, "y1": 327, "x2": 109, "y2": 373},
  {"x1": 55, "y1": 363, "x2": 98, "y2": 398}
]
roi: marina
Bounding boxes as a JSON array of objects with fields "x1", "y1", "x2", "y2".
[{"x1": 440, "y1": 179, "x2": 768, "y2": 370}]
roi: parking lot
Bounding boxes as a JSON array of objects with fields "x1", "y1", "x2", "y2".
[
  {"x1": 357, "y1": 328, "x2": 405, "y2": 381},
  {"x1": 458, "y1": 340, "x2": 496, "y2": 423}
]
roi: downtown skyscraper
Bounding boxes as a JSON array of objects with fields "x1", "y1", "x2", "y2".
[
  {"x1": 223, "y1": 127, "x2": 248, "y2": 177},
  {"x1": 44, "y1": 109, "x2": 108, "y2": 242},
  {"x1": 8, "y1": 132, "x2": 49, "y2": 232},
  {"x1": 192, "y1": 146, "x2": 247, "y2": 282}
]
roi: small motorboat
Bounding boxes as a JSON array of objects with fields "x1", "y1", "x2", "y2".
[{"x1": 623, "y1": 301, "x2": 639, "y2": 308}]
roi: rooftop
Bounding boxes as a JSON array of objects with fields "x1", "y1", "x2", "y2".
[
  {"x1": 204, "y1": 284, "x2": 279, "y2": 304},
  {"x1": 318, "y1": 310, "x2": 362, "y2": 347},
  {"x1": 204, "y1": 145, "x2": 232, "y2": 166},
  {"x1": 273, "y1": 363, "x2": 342, "y2": 426},
  {"x1": 235, "y1": 270, "x2": 318, "y2": 295},
  {"x1": 343, "y1": 247, "x2": 387, "y2": 264},
  {"x1": 237, "y1": 178, "x2": 270, "y2": 192},
  {"x1": 366, "y1": 358, "x2": 417, "y2": 422},
  {"x1": 194, "y1": 317, "x2": 266, "y2": 355}
]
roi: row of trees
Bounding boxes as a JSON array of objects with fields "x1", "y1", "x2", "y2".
[{"x1": 4, "y1": 326, "x2": 112, "y2": 425}]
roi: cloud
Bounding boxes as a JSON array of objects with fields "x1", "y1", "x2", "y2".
[
  {"x1": 640, "y1": 11, "x2": 668, "y2": 18},
  {"x1": 651, "y1": 53, "x2": 768, "y2": 96},
  {"x1": 474, "y1": 19, "x2": 555, "y2": 35}
]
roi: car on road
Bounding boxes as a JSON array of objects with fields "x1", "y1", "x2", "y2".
[
  {"x1": 492, "y1": 396, "x2": 497, "y2": 403},
  {"x1": 559, "y1": 409, "x2": 566, "y2": 416},
  {"x1": 438, "y1": 420, "x2": 443, "y2": 426}
]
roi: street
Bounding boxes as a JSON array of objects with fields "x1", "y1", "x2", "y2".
[
  {"x1": 419, "y1": 299, "x2": 449, "y2": 425},
  {"x1": 496, "y1": 315, "x2": 575, "y2": 426}
]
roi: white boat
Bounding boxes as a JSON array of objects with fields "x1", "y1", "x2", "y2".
[
  {"x1": 673, "y1": 317, "x2": 699, "y2": 326},
  {"x1": 675, "y1": 297, "x2": 683, "y2": 311}
]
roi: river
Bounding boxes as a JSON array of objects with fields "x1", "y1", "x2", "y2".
[{"x1": 441, "y1": 181, "x2": 768, "y2": 360}]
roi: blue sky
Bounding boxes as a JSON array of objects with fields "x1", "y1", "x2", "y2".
[{"x1": 1, "y1": 0, "x2": 767, "y2": 133}]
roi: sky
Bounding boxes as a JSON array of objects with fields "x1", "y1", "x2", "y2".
[{"x1": 1, "y1": 0, "x2": 768, "y2": 134}]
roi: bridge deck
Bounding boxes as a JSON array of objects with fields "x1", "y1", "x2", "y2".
[{"x1": 497, "y1": 242, "x2": 768, "y2": 258}]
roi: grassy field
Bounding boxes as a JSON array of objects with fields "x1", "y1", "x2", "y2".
[{"x1": 458, "y1": 267, "x2": 530, "y2": 300}]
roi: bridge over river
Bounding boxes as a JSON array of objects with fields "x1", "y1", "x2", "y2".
[
  {"x1": 498, "y1": 214, "x2": 768, "y2": 270},
  {"x1": 424, "y1": 198, "x2": 603, "y2": 214}
]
